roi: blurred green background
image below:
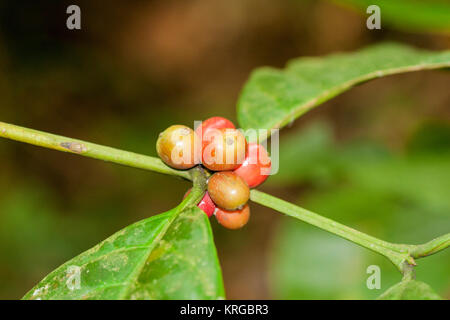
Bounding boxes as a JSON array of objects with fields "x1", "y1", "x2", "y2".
[{"x1": 0, "y1": 0, "x2": 449, "y2": 299}]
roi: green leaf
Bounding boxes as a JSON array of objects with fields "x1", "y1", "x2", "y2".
[
  {"x1": 332, "y1": 0, "x2": 450, "y2": 34},
  {"x1": 237, "y1": 43, "x2": 450, "y2": 132},
  {"x1": 22, "y1": 206, "x2": 225, "y2": 300},
  {"x1": 377, "y1": 280, "x2": 442, "y2": 300}
]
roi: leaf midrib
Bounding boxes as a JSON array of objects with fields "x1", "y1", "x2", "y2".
[
  {"x1": 268, "y1": 61, "x2": 450, "y2": 133},
  {"x1": 116, "y1": 209, "x2": 180, "y2": 299}
]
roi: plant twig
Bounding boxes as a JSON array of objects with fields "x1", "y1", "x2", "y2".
[
  {"x1": 1, "y1": 121, "x2": 448, "y2": 274},
  {"x1": 0, "y1": 121, "x2": 191, "y2": 180},
  {"x1": 249, "y1": 190, "x2": 448, "y2": 272},
  {"x1": 175, "y1": 166, "x2": 207, "y2": 212},
  {"x1": 408, "y1": 233, "x2": 450, "y2": 259},
  {"x1": 401, "y1": 262, "x2": 416, "y2": 281}
]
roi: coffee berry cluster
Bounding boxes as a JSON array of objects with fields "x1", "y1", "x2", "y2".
[{"x1": 156, "y1": 117, "x2": 271, "y2": 229}]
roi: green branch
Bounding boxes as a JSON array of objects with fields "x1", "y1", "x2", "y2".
[
  {"x1": 1, "y1": 121, "x2": 448, "y2": 275},
  {"x1": 250, "y1": 190, "x2": 449, "y2": 273},
  {"x1": 0, "y1": 121, "x2": 190, "y2": 180},
  {"x1": 408, "y1": 233, "x2": 450, "y2": 259},
  {"x1": 250, "y1": 190, "x2": 414, "y2": 271},
  {"x1": 176, "y1": 166, "x2": 207, "y2": 212}
]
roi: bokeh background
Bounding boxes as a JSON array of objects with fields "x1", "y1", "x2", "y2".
[{"x1": 0, "y1": 0, "x2": 449, "y2": 299}]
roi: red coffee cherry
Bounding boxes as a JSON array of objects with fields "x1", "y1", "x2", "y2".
[
  {"x1": 207, "y1": 171, "x2": 250, "y2": 210},
  {"x1": 202, "y1": 128, "x2": 247, "y2": 171},
  {"x1": 184, "y1": 189, "x2": 216, "y2": 217},
  {"x1": 196, "y1": 117, "x2": 235, "y2": 163},
  {"x1": 234, "y1": 142, "x2": 271, "y2": 188},
  {"x1": 195, "y1": 116, "x2": 235, "y2": 141},
  {"x1": 195, "y1": 117, "x2": 236, "y2": 162},
  {"x1": 215, "y1": 204, "x2": 250, "y2": 230},
  {"x1": 156, "y1": 125, "x2": 200, "y2": 169}
]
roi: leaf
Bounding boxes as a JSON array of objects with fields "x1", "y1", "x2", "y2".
[
  {"x1": 332, "y1": 0, "x2": 450, "y2": 34},
  {"x1": 237, "y1": 43, "x2": 450, "y2": 133},
  {"x1": 377, "y1": 280, "x2": 442, "y2": 300},
  {"x1": 22, "y1": 206, "x2": 225, "y2": 300}
]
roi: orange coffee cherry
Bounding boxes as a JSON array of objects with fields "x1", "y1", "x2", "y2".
[
  {"x1": 202, "y1": 128, "x2": 247, "y2": 171},
  {"x1": 207, "y1": 171, "x2": 250, "y2": 210},
  {"x1": 215, "y1": 204, "x2": 250, "y2": 230}
]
